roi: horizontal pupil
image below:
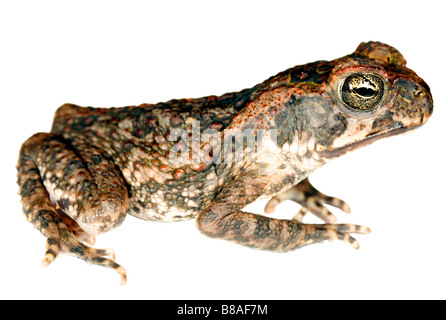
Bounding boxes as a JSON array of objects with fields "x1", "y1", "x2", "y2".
[{"x1": 354, "y1": 86, "x2": 376, "y2": 98}]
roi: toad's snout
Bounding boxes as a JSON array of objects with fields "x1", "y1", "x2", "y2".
[
  {"x1": 414, "y1": 81, "x2": 433, "y2": 125},
  {"x1": 391, "y1": 78, "x2": 433, "y2": 128}
]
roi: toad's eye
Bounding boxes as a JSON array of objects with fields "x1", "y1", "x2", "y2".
[{"x1": 340, "y1": 74, "x2": 385, "y2": 110}]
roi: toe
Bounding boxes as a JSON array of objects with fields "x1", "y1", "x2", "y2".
[{"x1": 264, "y1": 197, "x2": 281, "y2": 214}]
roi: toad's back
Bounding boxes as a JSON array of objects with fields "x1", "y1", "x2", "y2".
[{"x1": 50, "y1": 96, "x2": 241, "y2": 221}]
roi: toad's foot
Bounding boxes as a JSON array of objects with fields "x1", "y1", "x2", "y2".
[
  {"x1": 264, "y1": 178, "x2": 352, "y2": 224},
  {"x1": 299, "y1": 223, "x2": 371, "y2": 249},
  {"x1": 39, "y1": 213, "x2": 127, "y2": 285}
]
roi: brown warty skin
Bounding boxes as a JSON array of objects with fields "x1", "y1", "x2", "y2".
[{"x1": 17, "y1": 41, "x2": 433, "y2": 284}]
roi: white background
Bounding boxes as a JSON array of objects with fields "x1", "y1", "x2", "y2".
[{"x1": 1, "y1": 0, "x2": 445, "y2": 299}]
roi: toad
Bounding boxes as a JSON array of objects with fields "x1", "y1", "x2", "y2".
[{"x1": 17, "y1": 41, "x2": 433, "y2": 284}]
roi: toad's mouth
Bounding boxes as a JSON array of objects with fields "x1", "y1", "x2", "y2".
[{"x1": 319, "y1": 125, "x2": 420, "y2": 159}]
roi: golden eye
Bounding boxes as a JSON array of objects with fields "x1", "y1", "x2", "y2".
[{"x1": 340, "y1": 74, "x2": 385, "y2": 110}]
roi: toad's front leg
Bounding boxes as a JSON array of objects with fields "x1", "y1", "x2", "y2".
[
  {"x1": 17, "y1": 133, "x2": 129, "y2": 284},
  {"x1": 196, "y1": 174, "x2": 369, "y2": 251}
]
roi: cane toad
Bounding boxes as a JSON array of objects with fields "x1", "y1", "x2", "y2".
[{"x1": 17, "y1": 41, "x2": 433, "y2": 284}]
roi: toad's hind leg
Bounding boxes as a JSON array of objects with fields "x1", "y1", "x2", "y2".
[
  {"x1": 58, "y1": 210, "x2": 96, "y2": 245},
  {"x1": 17, "y1": 132, "x2": 129, "y2": 284}
]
